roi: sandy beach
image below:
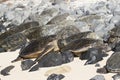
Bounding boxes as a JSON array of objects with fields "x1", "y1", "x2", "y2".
[{"x1": 0, "y1": 49, "x2": 115, "y2": 80}]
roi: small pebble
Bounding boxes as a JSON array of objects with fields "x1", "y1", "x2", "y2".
[
  {"x1": 47, "y1": 74, "x2": 65, "y2": 80},
  {"x1": 90, "y1": 75, "x2": 105, "y2": 80},
  {"x1": 0, "y1": 65, "x2": 14, "y2": 76},
  {"x1": 95, "y1": 63, "x2": 100, "y2": 67},
  {"x1": 21, "y1": 59, "x2": 35, "y2": 70}
]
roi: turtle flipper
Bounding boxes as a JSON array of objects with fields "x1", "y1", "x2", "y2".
[{"x1": 11, "y1": 57, "x2": 23, "y2": 63}]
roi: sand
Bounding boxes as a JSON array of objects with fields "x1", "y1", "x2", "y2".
[{"x1": 0, "y1": 49, "x2": 115, "y2": 80}]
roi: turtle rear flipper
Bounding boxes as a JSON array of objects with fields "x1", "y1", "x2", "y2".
[{"x1": 11, "y1": 57, "x2": 23, "y2": 63}]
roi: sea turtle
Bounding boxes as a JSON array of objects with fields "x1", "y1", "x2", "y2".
[
  {"x1": 11, "y1": 35, "x2": 57, "y2": 63},
  {"x1": 57, "y1": 31, "x2": 91, "y2": 49},
  {"x1": 106, "y1": 27, "x2": 120, "y2": 49},
  {"x1": 22, "y1": 26, "x2": 42, "y2": 41},
  {"x1": 0, "y1": 33, "x2": 27, "y2": 51},
  {"x1": 59, "y1": 38, "x2": 108, "y2": 57},
  {"x1": 97, "y1": 52, "x2": 120, "y2": 73},
  {"x1": 0, "y1": 21, "x2": 39, "y2": 42}
]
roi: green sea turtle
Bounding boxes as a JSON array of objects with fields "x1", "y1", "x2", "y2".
[
  {"x1": 0, "y1": 33, "x2": 27, "y2": 51},
  {"x1": 60, "y1": 38, "x2": 107, "y2": 56},
  {"x1": 57, "y1": 31, "x2": 92, "y2": 49},
  {"x1": 0, "y1": 21, "x2": 39, "y2": 42},
  {"x1": 11, "y1": 35, "x2": 58, "y2": 63},
  {"x1": 22, "y1": 26, "x2": 42, "y2": 41},
  {"x1": 97, "y1": 52, "x2": 120, "y2": 73}
]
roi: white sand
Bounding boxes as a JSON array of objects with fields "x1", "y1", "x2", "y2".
[{"x1": 0, "y1": 50, "x2": 115, "y2": 80}]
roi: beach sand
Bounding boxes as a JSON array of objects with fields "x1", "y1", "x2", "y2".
[{"x1": 0, "y1": 50, "x2": 115, "y2": 80}]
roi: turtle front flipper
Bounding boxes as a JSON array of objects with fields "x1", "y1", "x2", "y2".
[{"x1": 11, "y1": 56, "x2": 23, "y2": 63}]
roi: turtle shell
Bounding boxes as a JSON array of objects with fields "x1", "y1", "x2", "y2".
[
  {"x1": 1, "y1": 33, "x2": 27, "y2": 51},
  {"x1": 57, "y1": 31, "x2": 91, "y2": 49},
  {"x1": 60, "y1": 38, "x2": 102, "y2": 56},
  {"x1": 106, "y1": 52, "x2": 120, "y2": 73},
  {"x1": 0, "y1": 21, "x2": 39, "y2": 42},
  {"x1": 12, "y1": 35, "x2": 57, "y2": 62}
]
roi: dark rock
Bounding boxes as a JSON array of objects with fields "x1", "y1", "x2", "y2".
[
  {"x1": 106, "y1": 52, "x2": 120, "y2": 73},
  {"x1": 47, "y1": 74, "x2": 65, "y2": 80},
  {"x1": 29, "y1": 64, "x2": 39, "y2": 72},
  {"x1": 97, "y1": 52, "x2": 120, "y2": 73},
  {"x1": 0, "y1": 65, "x2": 14, "y2": 76},
  {"x1": 112, "y1": 73, "x2": 120, "y2": 80},
  {"x1": 112, "y1": 41, "x2": 120, "y2": 52},
  {"x1": 36, "y1": 51, "x2": 63, "y2": 67},
  {"x1": 21, "y1": 59, "x2": 35, "y2": 71},
  {"x1": 80, "y1": 48, "x2": 108, "y2": 65},
  {"x1": 97, "y1": 66, "x2": 108, "y2": 74},
  {"x1": 95, "y1": 63, "x2": 100, "y2": 67},
  {"x1": 90, "y1": 75, "x2": 105, "y2": 80},
  {"x1": 0, "y1": 47, "x2": 6, "y2": 52},
  {"x1": 61, "y1": 51, "x2": 74, "y2": 64}
]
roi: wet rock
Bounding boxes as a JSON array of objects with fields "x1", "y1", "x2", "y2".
[
  {"x1": 21, "y1": 59, "x2": 34, "y2": 70},
  {"x1": 0, "y1": 33, "x2": 27, "y2": 51},
  {"x1": 61, "y1": 51, "x2": 74, "y2": 63},
  {"x1": 0, "y1": 65, "x2": 14, "y2": 76},
  {"x1": 44, "y1": 65, "x2": 71, "y2": 76},
  {"x1": 47, "y1": 74, "x2": 65, "y2": 80},
  {"x1": 36, "y1": 51, "x2": 63, "y2": 67},
  {"x1": 90, "y1": 75, "x2": 105, "y2": 80},
  {"x1": 112, "y1": 73, "x2": 120, "y2": 80},
  {"x1": 80, "y1": 48, "x2": 108, "y2": 65}
]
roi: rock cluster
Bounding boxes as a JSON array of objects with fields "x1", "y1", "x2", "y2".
[{"x1": 0, "y1": 0, "x2": 120, "y2": 79}]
